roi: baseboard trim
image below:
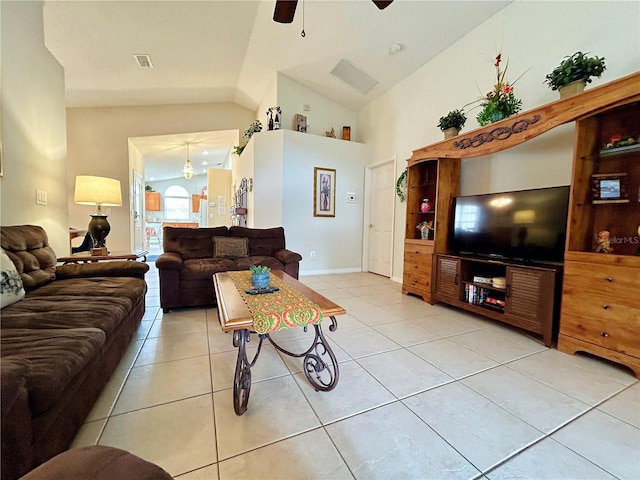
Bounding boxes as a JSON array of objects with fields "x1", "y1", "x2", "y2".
[{"x1": 299, "y1": 267, "x2": 363, "y2": 276}]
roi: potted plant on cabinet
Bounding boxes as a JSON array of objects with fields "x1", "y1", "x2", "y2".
[
  {"x1": 544, "y1": 51, "x2": 606, "y2": 98},
  {"x1": 437, "y1": 109, "x2": 467, "y2": 139}
]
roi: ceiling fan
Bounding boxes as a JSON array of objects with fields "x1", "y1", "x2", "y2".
[{"x1": 273, "y1": 0, "x2": 394, "y2": 24}]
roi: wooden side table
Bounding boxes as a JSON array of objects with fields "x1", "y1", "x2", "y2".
[{"x1": 57, "y1": 250, "x2": 149, "y2": 264}]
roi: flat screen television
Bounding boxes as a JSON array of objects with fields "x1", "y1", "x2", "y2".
[{"x1": 450, "y1": 185, "x2": 570, "y2": 264}]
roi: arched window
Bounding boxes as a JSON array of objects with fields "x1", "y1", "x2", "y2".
[{"x1": 164, "y1": 185, "x2": 189, "y2": 220}]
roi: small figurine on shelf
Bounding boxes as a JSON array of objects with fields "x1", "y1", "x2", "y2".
[
  {"x1": 421, "y1": 198, "x2": 431, "y2": 213},
  {"x1": 595, "y1": 229, "x2": 614, "y2": 253},
  {"x1": 417, "y1": 221, "x2": 433, "y2": 240}
]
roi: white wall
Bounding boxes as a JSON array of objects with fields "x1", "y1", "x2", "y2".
[
  {"x1": 358, "y1": 0, "x2": 640, "y2": 282},
  {"x1": 0, "y1": 1, "x2": 68, "y2": 255},
  {"x1": 282, "y1": 130, "x2": 366, "y2": 274},
  {"x1": 244, "y1": 129, "x2": 365, "y2": 273},
  {"x1": 252, "y1": 131, "x2": 285, "y2": 228},
  {"x1": 277, "y1": 73, "x2": 358, "y2": 140},
  {"x1": 256, "y1": 74, "x2": 278, "y2": 131},
  {"x1": 66, "y1": 103, "x2": 255, "y2": 252}
]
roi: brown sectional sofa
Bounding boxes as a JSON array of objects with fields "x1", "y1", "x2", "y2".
[
  {"x1": 156, "y1": 226, "x2": 302, "y2": 312},
  {"x1": 1, "y1": 225, "x2": 149, "y2": 480}
]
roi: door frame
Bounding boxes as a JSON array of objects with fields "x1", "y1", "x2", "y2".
[{"x1": 362, "y1": 155, "x2": 397, "y2": 276}]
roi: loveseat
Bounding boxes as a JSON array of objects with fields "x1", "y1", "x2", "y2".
[
  {"x1": 1, "y1": 225, "x2": 149, "y2": 480},
  {"x1": 156, "y1": 226, "x2": 302, "y2": 312}
]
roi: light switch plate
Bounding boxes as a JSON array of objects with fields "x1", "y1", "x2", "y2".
[{"x1": 36, "y1": 189, "x2": 47, "y2": 205}]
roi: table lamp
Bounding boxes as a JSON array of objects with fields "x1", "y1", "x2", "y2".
[{"x1": 74, "y1": 175, "x2": 122, "y2": 255}]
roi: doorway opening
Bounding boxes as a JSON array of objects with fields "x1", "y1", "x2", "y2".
[{"x1": 128, "y1": 130, "x2": 239, "y2": 259}]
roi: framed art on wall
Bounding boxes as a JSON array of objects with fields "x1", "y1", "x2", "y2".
[{"x1": 313, "y1": 167, "x2": 336, "y2": 217}]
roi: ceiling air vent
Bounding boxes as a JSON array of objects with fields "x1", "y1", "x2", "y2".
[
  {"x1": 134, "y1": 54, "x2": 154, "y2": 69},
  {"x1": 330, "y1": 59, "x2": 378, "y2": 94}
]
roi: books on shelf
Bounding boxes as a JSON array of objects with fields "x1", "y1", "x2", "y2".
[{"x1": 464, "y1": 284, "x2": 505, "y2": 311}]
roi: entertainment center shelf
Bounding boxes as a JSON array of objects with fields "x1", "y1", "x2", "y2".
[
  {"x1": 434, "y1": 255, "x2": 561, "y2": 347},
  {"x1": 403, "y1": 71, "x2": 639, "y2": 374}
]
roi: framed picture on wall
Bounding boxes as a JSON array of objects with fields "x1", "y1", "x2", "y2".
[{"x1": 313, "y1": 167, "x2": 336, "y2": 217}]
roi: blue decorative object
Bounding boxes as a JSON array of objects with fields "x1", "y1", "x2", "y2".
[{"x1": 251, "y1": 272, "x2": 270, "y2": 288}]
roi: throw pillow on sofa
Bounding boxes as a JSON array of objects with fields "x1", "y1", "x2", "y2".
[
  {"x1": 212, "y1": 236, "x2": 249, "y2": 258},
  {"x1": 1, "y1": 248, "x2": 25, "y2": 308}
]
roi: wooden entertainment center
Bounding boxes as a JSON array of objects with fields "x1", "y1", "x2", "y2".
[{"x1": 402, "y1": 72, "x2": 640, "y2": 375}]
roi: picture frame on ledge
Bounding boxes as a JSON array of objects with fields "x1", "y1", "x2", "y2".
[
  {"x1": 591, "y1": 173, "x2": 629, "y2": 204},
  {"x1": 313, "y1": 167, "x2": 336, "y2": 217},
  {"x1": 294, "y1": 114, "x2": 307, "y2": 133}
]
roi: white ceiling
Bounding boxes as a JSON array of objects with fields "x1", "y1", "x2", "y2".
[
  {"x1": 129, "y1": 130, "x2": 238, "y2": 181},
  {"x1": 43, "y1": 0, "x2": 510, "y2": 181}
]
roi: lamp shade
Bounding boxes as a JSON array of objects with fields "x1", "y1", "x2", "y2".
[{"x1": 74, "y1": 176, "x2": 122, "y2": 208}]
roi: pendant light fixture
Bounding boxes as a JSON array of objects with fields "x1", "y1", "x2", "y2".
[{"x1": 183, "y1": 142, "x2": 194, "y2": 180}]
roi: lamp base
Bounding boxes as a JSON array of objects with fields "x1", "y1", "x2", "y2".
[
  {"x1": 91, "y1": 247, "x2": 108, "y2": 256},
  {"x1": 88, "y1": 214, "x2": 111, "y2": 249}
]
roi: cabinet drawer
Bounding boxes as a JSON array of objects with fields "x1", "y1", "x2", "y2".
[
  {"x1": 563, "y1": 262, "x2": 640, "y2": 297},
  {"x1": 560, "y1": 313, "x2": 640, "y2": 358},
  {"x1": 562, "y1": 262, "x2": 640, "y2": 322},
  {"x1": 403, "y1": 272, "x2": 431, "y2": 291},
  {"x1": 403, "y1": 258, "x2": 432, "y2": 275},
  {"x1": 404, "y1": 245, "x2": 433, "y2": 262}
]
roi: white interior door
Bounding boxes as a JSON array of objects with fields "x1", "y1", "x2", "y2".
[
  {"x1": 367, "y1": 162, "x2": 394, "y2": 277},
  {"x1": 132, "y1": 171, "x2": 144, "y2": 251}
]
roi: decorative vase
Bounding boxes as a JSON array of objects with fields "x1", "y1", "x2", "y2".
[
  {"x1": 490, "y1": 111, "x2": 506, "y2": 123},
  {"x1": 420, "y1": 228, "x2": 432, "y2": 240},
  {"x1": 251, "y1": 272, "x2": 270, "y2": 288},
  {"x1": 443, "y1": 127, "x2": 460, "y2": 139},
  {"x1": 420, "y1": 199, "x2": 431, "y2": 213},
  {"x1": 558, "y1": 80, "x2": 586, "y2": 99}
]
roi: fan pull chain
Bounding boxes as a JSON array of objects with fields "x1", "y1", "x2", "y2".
[{"x1": 301, "y1": 0, "x2": 306, "y2": 37}]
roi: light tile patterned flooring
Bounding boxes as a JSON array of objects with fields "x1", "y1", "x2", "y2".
[{"x1": 72, "y1": 264, "x2": 640, "y2": 479}]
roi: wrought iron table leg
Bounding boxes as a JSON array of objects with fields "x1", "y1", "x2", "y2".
[
  {"x1": 232, "y1": 329, "x2": 264, "y2": 416},
  {"x1": 233, "y1": 329, "x2": 251, "y2": 415},
  {"x1": 266, "y1": 316, "x2": 340, "y2": 392},
  {"x1": 303, "y1": 322, "x2": 339, "y2": 391}
]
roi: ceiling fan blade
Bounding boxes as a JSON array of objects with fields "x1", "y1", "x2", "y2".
[
  {"x1": 372, "y1": 0, "x2": 394, "y2": 10},
  {"x1": 273, "y1": 0, "x2": 298, "y2": 23}
]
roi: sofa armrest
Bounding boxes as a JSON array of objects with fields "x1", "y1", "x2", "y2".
[
  {"x1": 155, "y1": 252, "x2": 184, "y2": 270},
  {"x1": 55, "y1": 261, "x2": 149, "y2": 280},
  {"x1": 274, "y1": 249, "x2": 302, "y2": 264}
]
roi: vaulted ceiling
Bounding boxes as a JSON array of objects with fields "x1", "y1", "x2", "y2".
[{"x1": 43, "y1": 0, "x2": 510, "y2": 180}]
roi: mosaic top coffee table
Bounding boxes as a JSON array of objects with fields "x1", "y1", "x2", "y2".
[{"x1": 213, "y1": 270, "x2": 346, "y2": 415}]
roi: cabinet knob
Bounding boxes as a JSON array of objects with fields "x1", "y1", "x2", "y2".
[
  {"x1": 601, "y1": 332, "x2": 609, "y2": 338},
  {"x1": 602, "y1": 305, "x2": 611, "y2": 310},
  {"x1": 369, "y1": 224, "x2": 373, "y2": 228},
  {"x1": 605, "y1": 277, "x2": 613, "y2": 283}
]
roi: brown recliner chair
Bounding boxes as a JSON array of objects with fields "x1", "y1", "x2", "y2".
[
  {"x1": 19, "y1": 446, "x2": 172, "y2": 480},
  {"x1": 156, "y1": 226, "x2": 302, "y2": 312}
]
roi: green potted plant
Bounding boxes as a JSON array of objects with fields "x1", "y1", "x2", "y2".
[
  {"x1": 544, "y1": 51, "x2": 606, "y2": 98},
  {"x1": 249, "y1": 264, "x2": 271, "y2": 288},
  {"x1": 395, "y1": 168, "x2": 407, "y2": 202},
  {"x1": 476, "y1": 53, "x2": 524, "y2": 126},
  {"x1": 232, "y1": 120, "x2": 263, "y2": 156},
  {"x1": 437, "y1": 109, "x2": 467, "y2": 138}
]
